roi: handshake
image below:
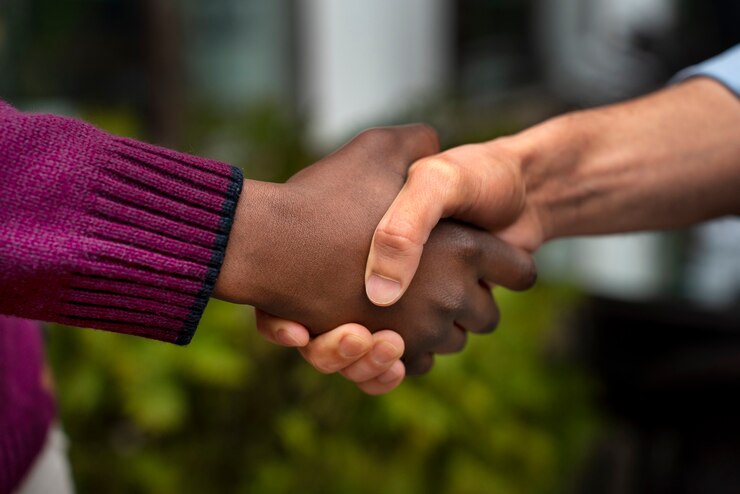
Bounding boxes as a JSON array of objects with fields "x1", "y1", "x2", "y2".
[
  {"x1": 212, "y1": 124, "x2": 538, "y2": 391},
  {"x1": 212, "y1": 76, "x2": 740, "y2": 395}
]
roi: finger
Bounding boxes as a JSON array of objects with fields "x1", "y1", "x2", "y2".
[
  {"x1": 356, "y1": 124, "x2": 440, "y2": 165},
  {"x1": 468, "y1": 230, "x2": 537, "y2": 291},
  {"x1": 255, "y1": 309, "x2": 311, "y2": 347},
  {"x1": 298, "y1": 324, "x2": 374, "y2": 374},
  {"x1": 430, "y1": 324, "x2": 468, "y2": 355},
  {"x1": 403, "y1": 352, "x2": 435, "y2": 376},
  {"x1": 356, "y1": 360, "x2": 406, "y2": 395},
  {"x1": 455, "y1": 284, "x2": 500, "y2": 335},
  {"x1": 390, "y1": 124, "x2": 441, "y2": 163},
  {"x1": 495, "y1": 205, "x2": 545, "y2": 252},
  {"x1": 340, "y1": 330, "x2": 405, "y2": 383},
  {"x1": 365, "y1": 158, "x2": 468, "y2": 306}
]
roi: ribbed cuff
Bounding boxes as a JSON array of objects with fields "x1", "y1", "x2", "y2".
[{"x1": 57, "y1": 137, "x2": 243, "y2": 345}]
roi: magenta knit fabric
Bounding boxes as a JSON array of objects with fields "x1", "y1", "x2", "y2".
[
  {"x1": 0, "y1": 100, "x2": 243, "y2": 492},
  {"x1": 0, "y1": 317, "x2": 54, "y2": 494}
]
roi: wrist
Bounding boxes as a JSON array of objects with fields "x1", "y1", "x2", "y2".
[
  {"x1": 213, "y1": 179, "x2": 290, "y2": 306},
  {"x1": 502, "y1": 109, "x2": 600, "y2": 244}
]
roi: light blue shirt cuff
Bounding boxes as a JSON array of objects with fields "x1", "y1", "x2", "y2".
[{"x1": 671, "y1": 44, "x2": 740, "y2": 98}]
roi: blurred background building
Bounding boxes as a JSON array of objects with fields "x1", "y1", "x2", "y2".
[{"x1": 1, "y1": 1, "x2": 740, "y2": 493}]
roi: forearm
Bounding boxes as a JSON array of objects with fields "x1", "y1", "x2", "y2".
[{"x1": 507, "y1": 77, "x2": 740, "y2": 242}]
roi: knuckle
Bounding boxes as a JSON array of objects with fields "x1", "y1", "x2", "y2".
[
  {"x1": 356, "y1": 127, "x2": 397, "y2": 148},
  {"x1": 418, "y1": 124, "x2": 440, "y2": 148},
  {"x1": 454, "y1": 229, "x2": 481, "y2": 260},
  {"x1": 310, "y1": 356, "x2": 337, "y2": 375},
  {"x1": 435, "y1": 284, "x2": 467, "y2": 316},
  {"x1": 434, "y1": 294, "x2": 459, "y2": 316},
  {"x1": 373, "y1": 221, "x2": 422, "y2": 256},
  {"x1": 410, "y1": 124, "x2": 440, "y2": 153},
  {"x1": 434, "y1": 223, "x2": 480, "y2": 261},
  {"x1": 409, "y1": 156, "x2": 461, "y2": 187},
  {"x1": 340, "y1": 365, "x2": 366, "y2": 383}
]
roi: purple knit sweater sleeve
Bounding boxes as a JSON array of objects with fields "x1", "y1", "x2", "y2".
[
  {"x1": 0, "y1": 317, "x2": 55, "y2": 493},
  {"x1": 0, "y1": 100, "x2": 243, "y2": 344}
]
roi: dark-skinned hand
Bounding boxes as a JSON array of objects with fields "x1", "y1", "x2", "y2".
[{"x1": 214, "y1": 125, "x2": 536, "y2": 374}]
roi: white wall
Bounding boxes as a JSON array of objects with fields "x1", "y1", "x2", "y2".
[{"x1": 298, "y1": 0, "x2": 452, "y2": 148}]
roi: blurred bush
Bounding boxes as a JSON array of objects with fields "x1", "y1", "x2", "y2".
[{"x1": 50, "y1": 283, "x2": 597, "y2": 494}]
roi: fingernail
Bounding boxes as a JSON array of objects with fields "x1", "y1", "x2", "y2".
[
  {"x1": 372, "y1": 341, "x2": 401, "y2": 365},
  {"x1": 339, "y1": 335, "x2": 366, "y2": 358},
  {"x1": 276, "y1": 328, "x2": 299, "y2": 346},
  {"x1": 366, "y1": 274, "x2": 402, "y2": 306}
]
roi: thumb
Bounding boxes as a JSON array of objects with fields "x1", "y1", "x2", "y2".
[
  {"x1": 365, "y1": 160, "x2": 460, "y2": 306},
  {"x1": 365, "y1": 142, "x2": 527, "y2": 306}
]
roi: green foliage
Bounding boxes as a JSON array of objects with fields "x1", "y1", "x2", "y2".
[
  {"x1": 48, "y1": 285, "x2": 598, "y2": 494},
  {"x1": 182, "y1": 102, "x2": 315, "y2": 182}
]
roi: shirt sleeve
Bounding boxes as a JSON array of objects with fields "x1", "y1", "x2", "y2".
[
  {"x1": 0, "y1": 100, "x2": 243, "y2": 345},
  {"x1": 671, "y1": 44, "x2": 740, "y2": 98}
]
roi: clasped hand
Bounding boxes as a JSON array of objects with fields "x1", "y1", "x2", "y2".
[{"x1": 215, "y1": 125, "x2": 536, "y2": 389}]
